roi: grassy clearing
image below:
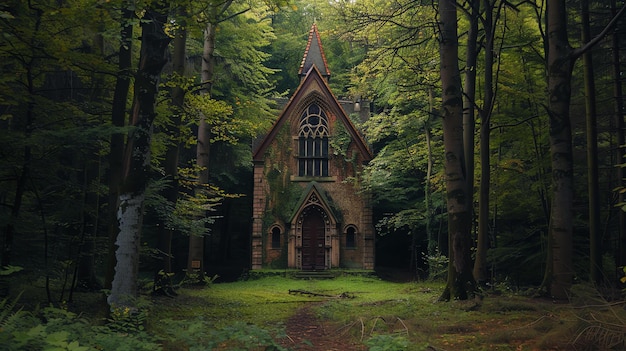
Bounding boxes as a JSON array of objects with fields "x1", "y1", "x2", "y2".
[
  {"x1": 6, "y1": 272, "x2": 623, "y2": 350},
  {"x1": 147, "y1": 275, "x2": 609, "y2": 350}
]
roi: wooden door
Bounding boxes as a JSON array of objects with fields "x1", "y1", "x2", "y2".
[{"x1": 301, "y1": 208, "x2": 325, "y2": 270}]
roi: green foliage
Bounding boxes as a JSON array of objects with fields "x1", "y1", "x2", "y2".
[
  {"x1": 144, "y1": 166, "x2": 230, "y2": 242},
  {"x1": 266, "y1": 0, "x2": 326, "y2": 94},
  {"x1": 0, "y1": 296, "x2": 161, "y2": 351},
  {"x1": 423, "y1": 252, "x2": 449, "y2": 281},
  {"x1": 330, "y1": 121, "x2": 352, "y2": 158},
  {"x1": 161, "y1": 319, "x2": 287, "y2": 351},
  {"x1": 207, "y1": 322, "x2": 288, "y2": 351},
  {"x1": 180, "y1": 272, "x2": 219, "y2": 286},
  {"x1": 362, "y1": 109, "x2": 445, "y2": 250},
  {"x1": 0, "y1": 266, "x2": 23, "y2": 276},
  {"x1": 365, "y1": 334, "x2": 412, "y2": 351},
  {"x1": 186, "y1": 94, "x2": 236, "y2": 143},
  {"x1": 7, "y1": 276, "x2": 619, "y2": 350},
  {"x1": 106, "y1": 304, "x2": 148, "y2": 334},
  {"x1": 487, "y1": 227, "x2": 546, "y2": 286}
]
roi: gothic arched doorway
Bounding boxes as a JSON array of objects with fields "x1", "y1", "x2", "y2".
[{"x1": 301, "y1": 206, "x2": 326, "y2": 270}]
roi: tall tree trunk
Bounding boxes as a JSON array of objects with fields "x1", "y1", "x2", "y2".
[
  {"x1": 542, "y1": 0, "x2": 575, "y2": 300},
  {"x1": 438, "y1": 0, "x2": 476, "y2": 301},
  {"x1": 463, "y1": 0, "x2": 478, "y2": 229},
  {"x1": 154, "y1": 8, "x2": 186, "y2": 296},
  {"x1": 77, "y1": 29, "x2": 107, "y2": 292},
  {"x1": 541, "y1": 0, "x2": 625, "y2": 299},
  {"x1": 187, "y1": 20, "x2": 217, "y2": 278},
  {"x1": 474, "y1": 0, "x2": 495, "y2": 285},
  {"x1": 104, "y1": 6, "x2": 134, "y2": 290},
  {"x1": 76, "y1": 158, "x2": 101, "y2": 291},
  {"x1": 108, "y1": 5, "x2": 170, "y2": 308},
  {"x1": 611, "y1": 0, "x2": 626, "y2": 270},
  {"x1": 425, "y1": 89, "x2": 436, "y2": 260},
  {"x1": 581, "y1": 0, "x2": 602, "y2": 285}
]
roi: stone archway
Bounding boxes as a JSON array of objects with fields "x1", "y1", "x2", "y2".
[{"x1": 288, "y1": 185, "x2": 340, "y2": 270}]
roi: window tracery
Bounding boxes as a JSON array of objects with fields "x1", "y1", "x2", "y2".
[{"x1": 298, "y1": 103, "x2": 329, "y2": 177}]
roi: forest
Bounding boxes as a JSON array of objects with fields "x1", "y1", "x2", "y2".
[{"x1": 1, "y1": 0, "x2": 626, "y2": 349}]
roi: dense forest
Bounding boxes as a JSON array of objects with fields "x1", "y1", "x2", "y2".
[{"x1": 1, "y1": 0, "x2": 626, "y2": 313}]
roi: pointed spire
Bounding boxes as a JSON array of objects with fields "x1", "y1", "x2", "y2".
[{"x1": 298, "y1": 23, "x2": 331, "y2": 81}]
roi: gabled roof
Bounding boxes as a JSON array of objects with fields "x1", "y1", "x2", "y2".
[
  {"x1": 288, "y1": 182, "x2": 341, "y2": 224},
  {"x1": 252, "y1": 65, "x2": 373, "y2": 162},
  {"x1": 298, "y1": 24, "x2": 330, "y2": 79}
]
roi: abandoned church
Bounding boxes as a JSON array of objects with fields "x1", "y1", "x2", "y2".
[{"x1": 251, "y1": 24, "x2": 375, "y2": 271}]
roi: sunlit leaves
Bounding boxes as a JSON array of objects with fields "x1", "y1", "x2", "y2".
[{"x1": 361, "y1": 108, "x2": 444, "y2": 232}]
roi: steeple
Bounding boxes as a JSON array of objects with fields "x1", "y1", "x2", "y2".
[{"x1": 298, "y1": 23, "x2": 331, "y2": 81}]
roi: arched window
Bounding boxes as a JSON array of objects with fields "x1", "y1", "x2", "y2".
[
  {"x1": 346, "y1": 226, "x2": 357, "y2": 248},
  {"x1": 298, "y1": 103, "x2": 329, "y2": 177},
  {"x1": 271, "y1": 226, "x2": 281, "y2": 249}
]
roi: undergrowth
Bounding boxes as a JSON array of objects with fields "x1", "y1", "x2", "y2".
[
  {"x1": 0, "y1": 297, "x2": 161, "y2": 351},
  {"x1": 3, "y1": 273, "x2": 625, "y2": 350}
]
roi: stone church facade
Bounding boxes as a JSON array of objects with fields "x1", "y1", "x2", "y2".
[{"x1": 251, "y1": 24, "x2": 375, "y2": 270}]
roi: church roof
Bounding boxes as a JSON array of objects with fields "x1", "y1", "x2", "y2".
[
  {"x1": 252, "y1": 24, "x2": 372, "y2": 163},
  {"x1": 298, "y1": 24, "x2": 331, "y2": 79},
  {"x1": 252, "y1": 65, "x2": 372, "y2": 162}
]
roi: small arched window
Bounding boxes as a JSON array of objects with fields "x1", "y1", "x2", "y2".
[
  {"x1": 346, "y1": 226, "x2": 357, "y2": 248},
  {"x1": 298, "y1": 103, "x2": 329, "y2": 177},
  {"x1": 271, "y1": 226, "x2": 281, "y2": 249}
]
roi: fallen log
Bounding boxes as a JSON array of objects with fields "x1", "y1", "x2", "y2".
[{"x1": 288, "y1": 289, "x2": 355, "y2": 298}]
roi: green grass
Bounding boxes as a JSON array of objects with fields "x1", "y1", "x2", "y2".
[
  {"x1": 147, "y1": 276, "x2": 576, "y2": 350},
  {"x1": 6, "y1": 273, "x2": 624, "y2": 350}
]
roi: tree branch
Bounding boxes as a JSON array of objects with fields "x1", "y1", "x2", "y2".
[
  {"x1": 572, "y1": 4, "x2": 626, "y2": 60},
  {"x1": 217, "y1": 7, "x2": 250, "y2": 24},
  {"x1": 490, "y1": 115, "x2": 540, "y2": 131}
]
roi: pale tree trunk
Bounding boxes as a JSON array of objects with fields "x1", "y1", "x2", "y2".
[
  {"x1": 187, "y1": 21, "x2": 217, "y2": 277},
  {"x1": 108, "y1": 6, "x2": 170, "y2": 308},
  {"x1": 104, "y1": 6, "x2": 134, "y2": 290},
  {"x1": 581, "y1": 0, "x2": 601, "y2": 285},
  {"x1": 438, "y1": 0, "x2": 476, "y2": 301},
  {"x1": 154, "y1": 8, "x2": 186, "y2": 296},
  {"x1": 611, "y1": 0, "x2": 626, "y2": 270}
]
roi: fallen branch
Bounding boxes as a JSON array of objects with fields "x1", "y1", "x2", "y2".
[
  {"x1": 288, "y1": 289, "x2": 355, "y2": 298},
  {"x1": 335, "y1": 315, "x2": 410, "y2": 340}
]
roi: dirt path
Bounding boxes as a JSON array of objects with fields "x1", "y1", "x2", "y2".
[{"x1": 278, "y1": 304, "x2": 366, "y2": 351}]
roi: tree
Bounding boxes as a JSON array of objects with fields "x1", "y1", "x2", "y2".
[
  {"x1": 541, "y1": 0, "x2": 625, "y2": 299},
  {"x1": 462, "y1": 2, "x2": 478, "y2": 273},
  {"x1": 108, "y1": 3, "x2": 171, "y2": 308},
  {"x1": 472, "y1": 0, "x2": 510, "y2": 285},
  {"x1": 186, "y1": 2, "x2": 217, "y2": 278},
  {"x1": 104, "y1": 2, "x2": 135, "y2": 291},
  {"x1": 611, "y1": 0, "x2": 626, "y2": 269},
  {"x1": 438, "y1": 0, "x2": 476, "y2": 301},
  {"x1": 335, "y1": 0, "x2": 448, "y2": 276},
  {"x1": 152, "y1": 5, "x2": 187, "y2": 296},
  {"x1": 581, "y1": 0, "x2": 601, "y2": 285},
  {"x1": 184, "y1": 2, "x2": 278, "y2": 277},
  {"x1": 0, "y1": 0, "x2": 113, "y2": 296}
]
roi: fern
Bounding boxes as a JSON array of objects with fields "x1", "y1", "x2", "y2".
[
  {"x1": 0, "y1": 292, "x2": 24, "y2": 331},
  {"x1": 573, "y1": 324, "x2": 625, "y2": 350}
]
